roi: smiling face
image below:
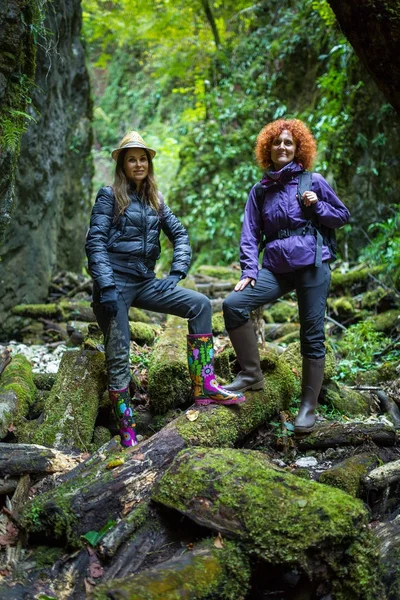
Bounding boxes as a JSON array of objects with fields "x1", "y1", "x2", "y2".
[
  {"x1": 270, "y1": 129, "x2": 297, "y2": 170},
  {"x1": 123, "y1": 147, "x2": 149, "y2": 189}
]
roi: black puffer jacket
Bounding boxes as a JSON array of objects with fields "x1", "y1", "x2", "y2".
[{"x1": 85, "y1": 186, "x2": 191, "y2": 291}]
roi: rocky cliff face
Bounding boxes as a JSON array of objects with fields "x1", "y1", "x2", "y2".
[
  {"x1": 0, "y1": 0, "x2": 93, "y2": 339},
  {"x1": 0, "y1": 0, "x2": 36, "y2": 247}
]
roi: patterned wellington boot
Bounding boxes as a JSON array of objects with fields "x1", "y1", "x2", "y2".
[
  {"x1": 187, "y1": 334, "x2": 246, "y2": 406},
  {"x1": 109, "y1": 388, "x2": 138, "y2": 447}
]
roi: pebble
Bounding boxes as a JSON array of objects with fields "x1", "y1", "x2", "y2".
[
  {"x1": 0, "y1": 341, "x2": 69, "y2": 373},
  {"x1": 294, "y1": 456, "x2": 318, "y2": 468}
]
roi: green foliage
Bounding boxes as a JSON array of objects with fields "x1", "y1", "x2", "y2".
[
  {"x1": 359, "y1": 206, "x2": 400, "y2": 289},
  {"x1": 335, "y1": 321, "x2": 391, "y2": 382},
  {"x1": 81, "y1": 519, "x2": 117, "y2": 546},
  {"x1": 83, "y1": 0, "x2": 400, "y2": 266}
]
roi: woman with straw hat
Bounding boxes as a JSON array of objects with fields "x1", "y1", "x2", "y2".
[{"x1": 86, "y1": 131, "x2": 245, "y2": 447}]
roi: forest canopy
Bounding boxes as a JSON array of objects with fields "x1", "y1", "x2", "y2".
[{"x1": 81, "y1": 0, "x2": 400, "y2": 283}]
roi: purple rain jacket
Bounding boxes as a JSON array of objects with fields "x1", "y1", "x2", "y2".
[{"x1": 240, "y1": 162, "x2": 350, "y2": 279}]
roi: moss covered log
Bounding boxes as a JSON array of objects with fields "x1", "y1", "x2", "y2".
[
  {"x1": 323, "y1": 380, "x2": 371, "y2": 416},
  {"x1": 0, "y1": 353, "x2": 36, "y2": 438},
  {"x1": 147, "y1": 316, "x2": 192, "y2": 413},
  {"x1": 153, "y1": 447, "x2": 383, "y2": 600},
  {"x1": 19, "y1": 348, "x2": 106, "y2": 451},
  {"x1": 319, "y1": 453, "x2": 379, "y2": 497},
  {"x1": 19, "y1": 350, "x2": 298, "y2": 546},
  {"x1": 93, "y1": 539, "x2": 250, "y2": 600}
]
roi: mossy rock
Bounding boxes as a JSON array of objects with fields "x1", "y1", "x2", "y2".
[
  {"x1": 268, "y1": 302, "x2": 298, "y2": 323},
  {"x1": 153, "y1": 447, "x2": 382, "y2": 599},
  {"x1": 319, "y1": 453, "x2": 379, "y2": 497},
  {"x1": 212, "y1": 311, "x2": 226, "y2": 335},
  {"x1": 323, "y1": 380, "x2": 371, "y2": 417},
  {"x1": 129, "y1": 321, "x2": 157, "y2": 346},
  {"x1": 196, "y1": 265, "x2": 238, "y2": 281}
]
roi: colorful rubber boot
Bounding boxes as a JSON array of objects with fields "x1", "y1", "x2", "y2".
[
  {"x1": 187, "y1": 334, "x2": 246, "y2": 406},
  {"x1": 109, "y1": 388, "x2": 138, "y2": 447}
]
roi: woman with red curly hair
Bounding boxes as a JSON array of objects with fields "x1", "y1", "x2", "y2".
[{"x1": 223, "y1": 118, "x2": 350, "y2": 434}]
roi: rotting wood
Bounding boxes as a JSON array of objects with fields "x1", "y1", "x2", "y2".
[{"x1": 295, "y1": 421, "x2": 396, "y2": 450}]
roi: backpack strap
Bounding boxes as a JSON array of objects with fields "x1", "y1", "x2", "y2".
[
  {"x1": 296, "y1": 172, "x2": 323, "y2": 267},
  {"x1": 255, "y1": 183, "x2": 267, "y2": 255}
]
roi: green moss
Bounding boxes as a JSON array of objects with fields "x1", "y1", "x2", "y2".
[
  {"x1": 129, "y1": 321, "x2": 157, "y2": 346},
  {"x1": 361, "y1": 287, "x2": 387, "y2": 309},
  {"x1": 330, "y1": 266, "x2": 383, "y2": 293},
  {"x1": 32, "y1": 372, "x2": 56, "y2": 391},
  {"x1": 196, "y1": 265, "x2": 237, "y2": 281},
  {"x1": 212, "y1": 311, "x2": 226, "y2": 335},
  {"x1": 92, "y1": 538, "x2": 250, "y2": 600},
  {"x1": 0, "y1": 354, "x2": 36, "y2": 430},
  {"x1": 91, "y1": 426, "x2": 112, "y2": 450},
  {"x1": 129, "y1": 307, "x2": 152, "y2": 323},
  {"x1": 268, "y1": 302, "x2": 298, "y2": 323},
  {"x1": 148, "y1": 317, "x2": 192, "y2": 414},
  {"x1": 153, "y1": 447, "x2": 381, "y2": 599},
  {"x1": 176, "y1": 359, "x2": 297, "y2": 447},
  {"x1": 324, "y1": 381, "x2": 370, "y2": 417},
  {"x1": 319, "y1": 453, "x2": 379, "y2": 497},
  {"x1": 368, "y1": 310, "x2": 400, "y2": 333},
  {"x1": 12, "y1": 303, "x2": 61, "y2": 318},
  {"x1": 32, "y1": 545, "x2": 64, "y2": 569},
  {"x1": 30, "y1": 349, "x2": 106, "y2": 451},
  {"x1": 328, "y1": 296, "x2": 357, "y2": 318}
]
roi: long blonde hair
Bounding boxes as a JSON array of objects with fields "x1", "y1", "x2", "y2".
[{"x1": 112, "y1": 149, "x2": 160, "y2": 218}]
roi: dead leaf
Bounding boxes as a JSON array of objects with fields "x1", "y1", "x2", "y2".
[
  {"x1": 106, "y1": 458, "x2": 125, "y2": 469},
  {"x1": 88, "y1": 553, "x2": 104, "y2": 579},
  {"x1": 185, "y1": 409, "x2": 200, "y2": 422},
  {"x1": 214, "y1": 532, "x2": 224, "y2": 549}
]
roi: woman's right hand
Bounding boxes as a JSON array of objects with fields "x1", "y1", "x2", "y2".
[{"x1": 234, "y1": 277, "x2": 256, "y2": 291}]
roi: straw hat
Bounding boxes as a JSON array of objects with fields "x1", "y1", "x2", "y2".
[{"x1": 111, "y1": 131, "x2": 156, "y2": 161}]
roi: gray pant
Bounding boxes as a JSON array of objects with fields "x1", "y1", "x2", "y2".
[
  {"x1": 93, "y1": 272, "x2": 212, "y2": 390},
  {"x1": 223, "y1": 263, "x2": 331, "y2": 359}
]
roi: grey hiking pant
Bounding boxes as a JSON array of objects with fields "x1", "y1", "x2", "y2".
[
  {"x1": 222, "y1": 263, "x2": 331, "y2": 359},
  {"x1": 93, "y1": 271, "x2": 212, "y2": 390}
]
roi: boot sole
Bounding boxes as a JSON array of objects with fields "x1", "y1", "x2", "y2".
[
  {"x1": 294, "y1": 425, "x2": 315, "y2": 435},
  {"x1": 195, "y1": 396, "x2": 246, "y2": 406},
  {"x1": 225, "y1": 380, "x2": 264, "y2": 393}
]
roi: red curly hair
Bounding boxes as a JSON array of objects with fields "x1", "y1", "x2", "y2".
[{"x1": 255, "y1": 118, "x2": 317, "y2": 171}]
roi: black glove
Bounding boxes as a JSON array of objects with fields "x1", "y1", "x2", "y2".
[
  {"x1": 154, "y1": 273, "x2": 181, "y2": 293},
  {"x1": 99, "y1": 287, "x2": 118, "y2": 318}
]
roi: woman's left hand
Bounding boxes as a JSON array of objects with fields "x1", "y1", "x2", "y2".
[{"x1": 302, "y1": 191, "x2": 318, "y2": 207}]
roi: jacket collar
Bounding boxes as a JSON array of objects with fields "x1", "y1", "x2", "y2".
[{"x1": 260, "y1": 161, "x2": 304, "y2": 188}]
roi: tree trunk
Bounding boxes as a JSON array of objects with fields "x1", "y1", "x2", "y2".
[{"x1": 327, "y1": 0, "x2": 400, "y2": 114}]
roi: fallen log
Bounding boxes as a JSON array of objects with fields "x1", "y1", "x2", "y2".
[
  {"x1": 296, "y1": 421, "x2": 397, "y2": 450},
  {"x1": 376, "y1": 390, "x2": 400, "y2": 427},
  {"x1": 147, "y1": 316, "x2": 192, "y2": 414},
  {"x1": 0, "y1": 354, "x2": 36, "y2": 439},
  {"x1": 12, "y1": 299, "x2": 96, "y2": 322},
  {"x1": 372, "y1": 515, "x2": 400, "y2": 599},
  {"x1": 152, "y1": 446, "x2": 382, "y2": 600},
  {"x1": 19, "y1": 352, "x2": 298, "y2": 547},
  {"x1": 364, "y1": 459, "x2": 400, "y2": 491},
  {"x1": 318, "y1": 452, "x2": 380, "y2": 497},
  {"x1": 17, "y1": 349, "x2": 106, "y2": 452},
  {"x1": 0, "y1": 443, "x2": 80, "y2": 477},
  {"x1": 92, "y1": 539, "x2": 251, "y2": 600}
]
